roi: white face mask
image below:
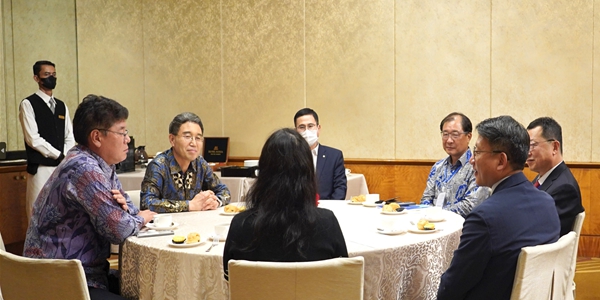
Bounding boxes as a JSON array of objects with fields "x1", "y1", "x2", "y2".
[{"x1": 301, "y1": 129, "x2": 319, "y2": 147}]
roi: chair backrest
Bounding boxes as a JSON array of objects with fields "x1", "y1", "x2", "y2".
[
  {"x1": 228, "y1": 256, "x2": 365, "y2": 300},
  {"x1": 510, "y1": 232, "x2": 577, "y2": 300},
  {"x1": 0, "y1": 251, "x2": 91, "y2": 300},
  {"x1": 565, "y1": 211, "x2": 586, "y2": 300},
  {"x1": 126, "y1": 189, "x2": 141, "y2": 208},
  {"x1": 552, "y1": 232, "x2": 578, "y2": 300},
  {"x1": 0, "y1": 232, "x2": 4, "y2": 252}
]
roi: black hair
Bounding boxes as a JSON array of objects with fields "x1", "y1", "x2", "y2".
[{"x1": 73, "y1": 94, "x2": 129, "y2": 146}]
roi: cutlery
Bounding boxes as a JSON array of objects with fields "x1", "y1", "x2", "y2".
[{"x1": 206, "y1": 235, "x2": 219, "y2": 252}]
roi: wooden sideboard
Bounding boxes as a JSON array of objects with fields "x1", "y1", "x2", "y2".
[
  {"x1": 0, "y1": 165, "x2": 28, "y2": 247},
  {"x1": 230, "y1": 157, "x2": 600, "y2": 257}
]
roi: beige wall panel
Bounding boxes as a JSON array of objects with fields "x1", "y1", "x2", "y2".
[
  {"x1": 222, "y1": 0, "x2": 305, "y2": 157},
  {"x1": 76, "y1": 0, "x2": 145, "y2": 144},
  {"x1": 0, "y1": 2, "x2": 7, "y2": 145},
  {"x1": 491, "y1": 0, "x2": 593, "y2": 162},
  {"x1": 305, "y1": 0, "x2": 394, "y2": 159},
  {"x1": 396, "y1": 0, "x2": 491, "y2": 160},
  {"x1": 594, "y1": 0, "x2": 600, "y2": 161},
  {"x1": 143, "y1": 0, "x2": 222, "y2": 155},
  {"x1": 10, "y1": 0, "x2": 78, "y2": 150}
]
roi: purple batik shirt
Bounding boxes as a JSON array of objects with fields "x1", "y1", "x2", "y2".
[{"x1": 23, "y1": 145, "x2": 145, "y2": 290}]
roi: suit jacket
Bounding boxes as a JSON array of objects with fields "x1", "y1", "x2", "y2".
[
  {"x1": 316, "y1": 145, "x2": 347, "y2": 200},
  {"x1": 536, "y1": 162, "x2": 584, "y2": 236},
  {"x1": 437, "y1": 172, "x2": 560, "y2": 300}
]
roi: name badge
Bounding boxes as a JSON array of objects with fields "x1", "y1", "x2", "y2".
[{"x1": 58, "y1": 115, "x2": 65, "y2": 119}]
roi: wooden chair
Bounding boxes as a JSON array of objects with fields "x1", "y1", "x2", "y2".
[
  {"x1": 0, "y1": 250, "x2": 91, "y2": 300},
  {"x1": 228, "y1": 256, "x2": 365, "y2": 300},
  {"x1": 510, "y1": 232, "x2": 577, "y2": 300}
]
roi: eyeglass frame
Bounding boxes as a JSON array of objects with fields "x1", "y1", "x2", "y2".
[
  {"x1": 441, "y1": 131, "x2": 469, "y2": 140},
  {"x1": 96, "y1": 128, "x2": 129, "y2": 140},
  {"x1": 296, "y1": 123, "x2": 318, "y2": 132},
  {"x1": 178, "y1": 134, "x2": 204, "y2": 144},
  {"x1": 529, "y1": 139, "x2": 556, "y2": 150},
  {"x1": 472, "y1": 148, "x2": 504, "y2": 157}
]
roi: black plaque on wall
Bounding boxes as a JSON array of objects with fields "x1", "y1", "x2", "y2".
[{"x1": 203, "y1": 137, "x2": 229, "y2": 163}]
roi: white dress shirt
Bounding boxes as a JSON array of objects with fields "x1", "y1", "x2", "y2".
[
  {"x1": 19, "y1": 90, "x2": 75, "y2": 159},
  {"x1": 311, "y1": 144, "x2": 320, "y2": 170}
]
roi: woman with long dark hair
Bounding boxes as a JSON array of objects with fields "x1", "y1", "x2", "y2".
[{"x1": 223, "y1": 128, "x2": 348, "y2": 279}]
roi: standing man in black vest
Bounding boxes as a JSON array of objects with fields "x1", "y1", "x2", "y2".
[{"x1": 19, "y1": 60, "x2": 75, "y2": 221}]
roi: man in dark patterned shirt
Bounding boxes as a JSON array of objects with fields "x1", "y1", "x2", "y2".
[
  {"x1": 141, "y1": 112, "x2": 230, "y2": 213},
  {"x1": 24, "y1": 95, "x2": 156, "y2": 300}
]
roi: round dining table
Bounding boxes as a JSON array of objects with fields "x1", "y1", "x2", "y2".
[{"x1": 120, "y1": 200, "x2": 464, "y2": 300}]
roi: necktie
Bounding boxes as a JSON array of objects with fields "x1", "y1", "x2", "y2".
[
  {"x1": 533, "y1": 181, "x2": 540, "y2": 189},
  {"x1": 49, "y1": 98, "x2": 56, "y2": 114}
]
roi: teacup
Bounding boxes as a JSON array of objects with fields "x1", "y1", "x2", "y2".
[
  {"x1": 214, "y1": 223, "x2": 230, "y2": 238},
  {"x1": 366, "y1": 194, "x2": 380, "y2": 204},
  {"x1": 153, "y1": 214, "x2": 172, "y2": 227},
  {"x1": 345, "y1": 168, "x2": 351, "y2": 175},
  {"x1": 379, "y1": 217, "x2": 405, "y2": 232}
]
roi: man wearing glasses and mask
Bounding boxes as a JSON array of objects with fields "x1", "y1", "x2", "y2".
[
  {"x1": 294, "y1": 108, "x2": 347, "y2": 200},
  {"x1": 526, "y1": 117, "x2": 584, "y2": 236},
  {"x1": 19, "y1": 60, "x2": 75, "y2": 222},
  {"x1": 141, "y1": 112, "x2": 230, "y2": 213},
  {"x1": 420, "y1": 112, "x2": 490, "y2": 217}
]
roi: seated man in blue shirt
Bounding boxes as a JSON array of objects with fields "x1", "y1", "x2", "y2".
[
  {"x1": 420, "y1": 112, "x2": 490, "y2": 217},
  {"x1": 141, "y1": 112, "x2": 231, "y2": 213},
  {"x1": 24, "y1": 94, "x2": 156, "y2": 300}
]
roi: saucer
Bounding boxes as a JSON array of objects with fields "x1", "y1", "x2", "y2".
[
  {"x1": 146, "y1": 222, "x2": 179, "y2": 231},
  {"x1": 380, "y1": 210, "x2": 407, "y2": 215},
  {"x1": 376, "y1": 228, "x2": 407, "y2": 235},
  {"x1": 168, "y1": 238, "x2": 206, "y2": 248},
  {"x1": 408, "y1": 228, "x2": 438, "y2": 234},
  {"x1": 209, "y1": 235, "x2": 227, "y2": 242},
  {"x1": 346, "y1": 201, "x2": 363, "y2": 205},
  {"x1": 424, "y1": 216, "x2": 446, "y2": 222},
  {"x1": 219, "y1": 211, "x2": 239, "y2": 216},
  {"x1": 362, "y1": 202, "x2": 378, "y2": 207}
]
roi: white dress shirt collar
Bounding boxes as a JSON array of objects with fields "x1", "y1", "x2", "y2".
[{"x1": 312, "y1": 144, "x2": 319, "y2": 170}]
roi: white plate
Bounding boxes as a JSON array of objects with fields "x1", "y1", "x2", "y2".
[
  {"x1": 408, "y1": 228, "x2": 438, "y2": 234},
  {"x1": 346, "y1": 201, "x2": 363, "y2": 205},
  {"x1": 424, "y1": 216, "x2": 446, "y2": 222},
  {"x1": 220, "y1": 211, "x2": 239, "y2": 216},
  {"x1": 362, "y1": 202, "x2": 378, "y2": 207},
  {"x1": 377, "y1": 228, "x2": 407, "y2": 235},
  {"x1": 380, "y1": 210, "x2": 407, "y2": 215},
  {"x1": 168, "y1": 238, "x2": 207, "y2": 248},
  {"x1": 146, "y1": 222, "x2": 179, "y2": 231}
]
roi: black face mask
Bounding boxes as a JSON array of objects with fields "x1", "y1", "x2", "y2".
[{"x1": 40, "y1": 76, "x2": 57, "y2": 90}]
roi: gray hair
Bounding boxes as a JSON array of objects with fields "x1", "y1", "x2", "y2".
[
  {"x1": 169, "y1": 112, "x2": 204, "y2": 135},
  {"x1": 476, "y1": 115, "x2": 530, "y2": 171}
]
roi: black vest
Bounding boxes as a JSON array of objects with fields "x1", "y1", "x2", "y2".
[{"x1": 24, "y1": 94, "x2": 66, "y2": 174}]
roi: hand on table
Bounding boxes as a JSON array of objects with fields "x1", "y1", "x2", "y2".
[
  {"x1": 189, "y1": 190, "x2": 220, "y2": 211},
  {"x1": 138, "y1": 210, "x2": 157, "y2": 225}
]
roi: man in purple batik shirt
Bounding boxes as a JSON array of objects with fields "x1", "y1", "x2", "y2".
[{"x1": 23, "y1": 94, "x2": 155, "y2": 300}]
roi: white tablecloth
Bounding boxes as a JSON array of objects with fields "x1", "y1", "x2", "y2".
[
  {"x1": 121, "y1": 201, "x2": 463, "y2": 300},
  {"x1": 117, "y1": 168, "x2": 369, "y2": 202}
]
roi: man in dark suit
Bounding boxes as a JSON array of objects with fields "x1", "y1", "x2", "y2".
[
  {"x1": 527, "y1": 117, "x2": 584, "y2": 236},
  {"x1": 294, "y1": 108, "x2": 347, "y2": 200},
  {"x1": 438, "y1": 115, "x2": 560, "y2": 300}
]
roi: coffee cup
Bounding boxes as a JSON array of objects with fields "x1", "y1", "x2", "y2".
[
  {"x1": 153, "y1": 214, "x2": 172, "y2": 227},
  {"x1": 366, "y1": 194, "x2": 380, "y2": 204},
  {"x1": 215, "y1": 223, "x2": 230, "y2": 238}
]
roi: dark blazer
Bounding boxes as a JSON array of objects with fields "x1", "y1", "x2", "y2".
[
  {"x1": 536, "y1": 161, "x2": 584, "y2": 236},
  {"x1": 316, "y1": 145, "x2": 347, "y2": 200},
  {"x1": 438, "y1": 172, "x2": 560, "y2": 300}
]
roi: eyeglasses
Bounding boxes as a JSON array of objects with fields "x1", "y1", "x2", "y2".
[
  {"x1": 441, "y1": 131, "x2": 467, "y2": 140},
  {"x1": 529, "y1": 139, "x2": 556, "y2": 150},
  {"x1": 179, "y1": 134, "x2": 204, "y2": 143},
  {"x1": 97, "y1": 129, "x2": 129, "y2": 140},
  {"x1": 472, "y1": 149, "x2": 504, "y2": 157},
  {"x1": 296, "y1": 123, "x2": 318, "y2": 132}
]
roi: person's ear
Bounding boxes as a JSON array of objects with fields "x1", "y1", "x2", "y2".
[
  {"x1": 496, "y1": 152, "x2": 509, "y2": 171},
  {"x1": 552, "y1": 140, "x2": 561, "y2": 155},
  {"x1": 169, "y1": 134, "x2": 176, "y2": 147},
  {"x1": 90, "y1": 130, "x2": 103, "y2": 148}
]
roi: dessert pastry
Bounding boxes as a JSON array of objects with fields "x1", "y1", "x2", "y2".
[
  {"x1": 383, "y1": 203, "x2": 401, "y2": 212},
  {"x1": 423, "y1": 223, "x2": 436, "y2": 230},
  {"x1": 351, "y1": 194, "x2": 366, "y2": 203},
  {"x1": 186, "y1": 232, "x2": 201, "y2": 244},
  {"x1": 224, "y1": 204, "x2": 246, "y2": 213},
  {"x1": 417, "y1": 219, "x2": 429, "y2": 230},
  {"x1": 172, "y1": 235, "x2": 186, "y2": 244}
]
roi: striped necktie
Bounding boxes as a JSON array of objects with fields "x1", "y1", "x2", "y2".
[{"x1": 49, "y1": 98, "x2": 56, "y2": 114}]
